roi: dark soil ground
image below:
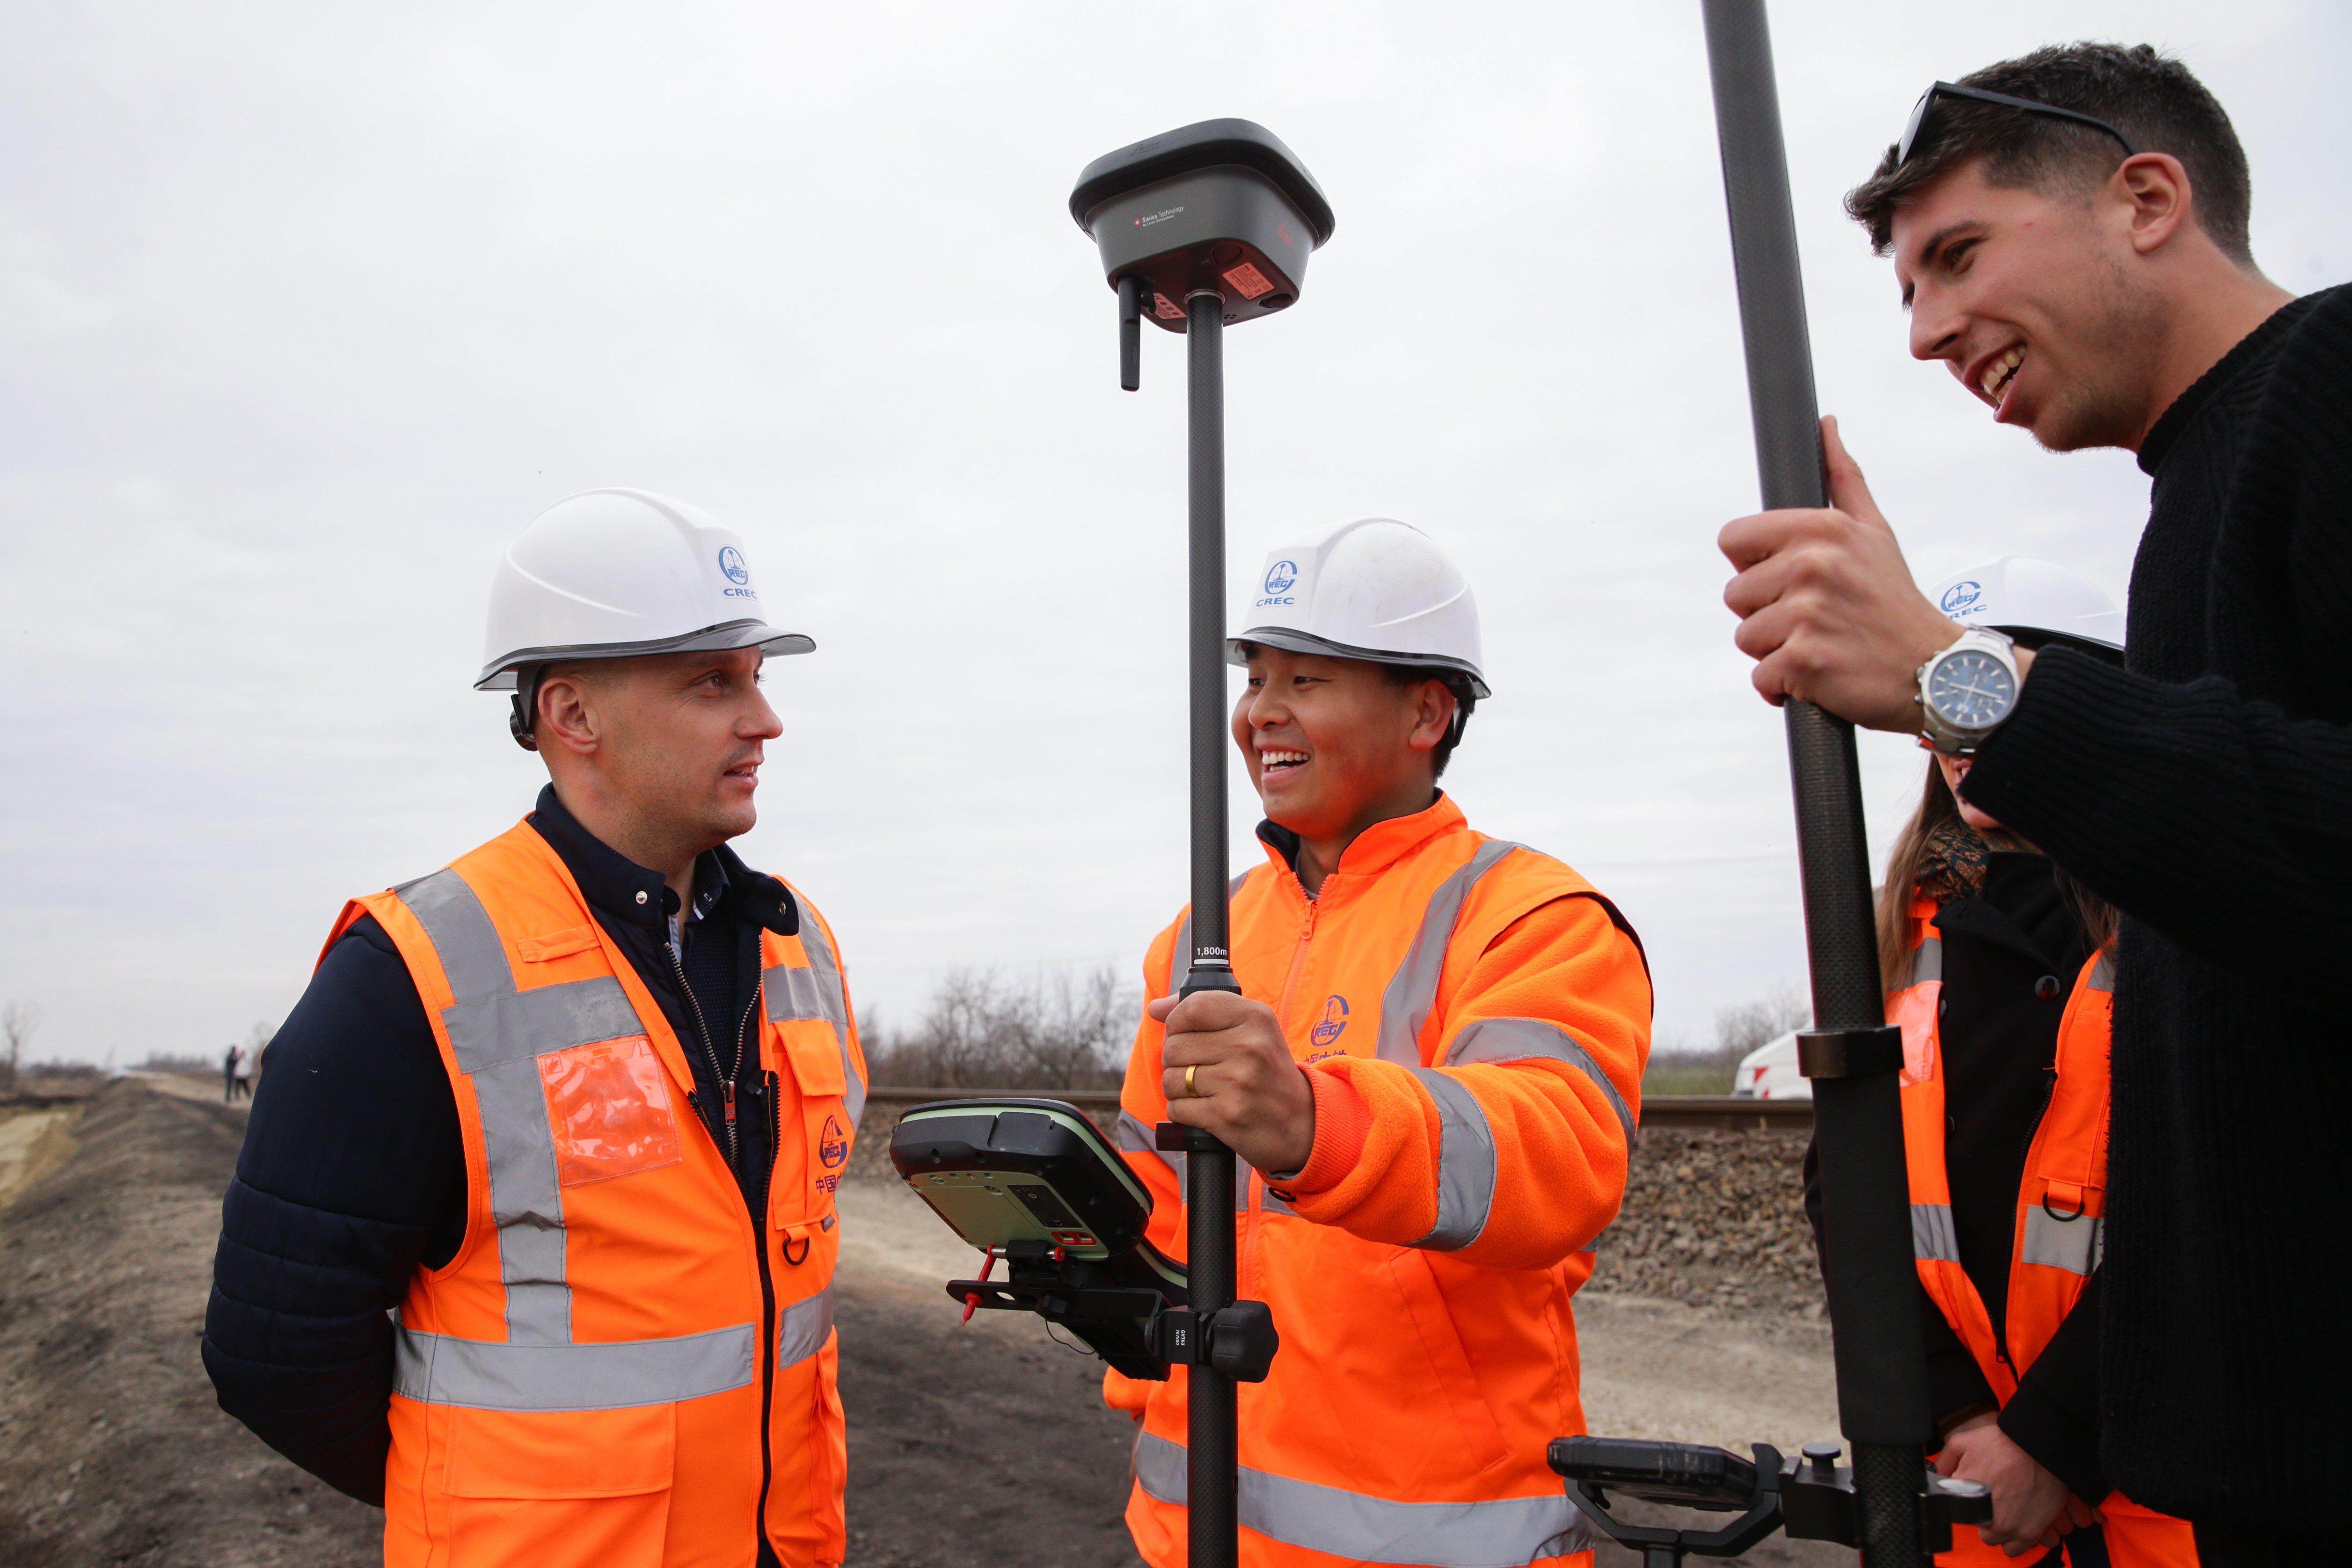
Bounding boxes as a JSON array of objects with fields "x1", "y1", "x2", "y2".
[
  {"x1": 0, "y1": 1082, "x2": 1841, "y2": 1567},
  {"x1": 836, "y1": 1272, "x2": 1144, "y2": 1568},
  {"x1": 0, "y1": 1081, "x2": 381, "y2": 1567}
]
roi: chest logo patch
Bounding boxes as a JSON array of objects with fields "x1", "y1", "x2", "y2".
[
  {"x1": 818, "y1": 1114, "x2": 849, "y2": 1169},
  {"x1": 1310, "y1": 995, "x2": 1350, "y2": 1050}
]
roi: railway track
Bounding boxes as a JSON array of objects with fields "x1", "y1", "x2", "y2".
[{"x1": 855, "y1": 1088, "x2": 1809, "y2": 1174}]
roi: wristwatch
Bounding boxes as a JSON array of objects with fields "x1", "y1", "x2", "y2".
[{"x1": 1916, "y1": 628, "x2": 2021, "y2": 755}]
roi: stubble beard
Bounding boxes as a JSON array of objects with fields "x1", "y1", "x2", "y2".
[{"x1": 2030, "y1": 253, "x2": 2168, "y2": 454}]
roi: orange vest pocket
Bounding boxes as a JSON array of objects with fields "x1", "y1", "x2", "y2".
[
  {"x1": 1384, "y1": 1250, "x2": 1512, "y2": 1476},
  {"x1": 539, "y1": 1035, "x2": 685, "y2": 1188},
  {"x1": 779, "y1": 1026, "x2": 846, "y2": 1097},
  {"x1": 443, "y1": 1404, "x2": 677, "y2": 1568},
  {"x1": 517, "y1": 924, "x2": 601, "y2": 964},
  {"x1": 445, "y1": 1401, "x2": 676, "y2": 1498}
]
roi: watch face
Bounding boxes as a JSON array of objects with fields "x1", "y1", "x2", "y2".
[{"x1": 1926, "y1": 648, "x2": 2017, "y2": 731}]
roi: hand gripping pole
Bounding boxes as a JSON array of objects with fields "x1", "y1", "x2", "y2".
[{"x1": 1699, "y1": 2, "x2": 1936, "y2": 1562}]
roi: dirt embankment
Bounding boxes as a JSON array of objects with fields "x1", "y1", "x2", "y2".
[
  {"x1": 0, "y1": 1081, "x2": 381, "y2": 1567},
  {"x1": 0, "y1": 1083, "x2": 1846, "y2": 1568}
]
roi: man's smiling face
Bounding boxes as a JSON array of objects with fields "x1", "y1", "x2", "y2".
[
  {"x1": 1892, "y1": 159, "x2": 2164, "y2": 452},
  {"x1": 1230, "y1": 645, "x2": 1447, "y2": 843}
]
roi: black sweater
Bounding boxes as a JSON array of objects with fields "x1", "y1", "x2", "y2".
[
  {"x1": 202, "y1": 787, "x2": 796, "y2": 1506},
  {"x1": 1964, "y1": 284, "x2": 2352, "y2": 1540}
]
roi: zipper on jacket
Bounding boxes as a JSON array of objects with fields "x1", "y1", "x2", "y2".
[
  {"x1": 1273, "y1": 898, "x2": 1320, "y2": 1037},
  {"x1": 668, "y1": 936, "x2": 743, "y2": 1170},
  {"x1": 752, "y1": 1065, "x2": 784, "y2": 1559}
]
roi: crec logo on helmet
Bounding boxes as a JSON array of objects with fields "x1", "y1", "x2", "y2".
[
  {"x1": 717, "y1": 546, "x2": 758, "y2": 599},
  {"x1": 1256, "y1": 559, "x2": 1298, "y2": 608},
  {"x1": 1940, "y1": 580, "x2": 1984, "y2": 617}
]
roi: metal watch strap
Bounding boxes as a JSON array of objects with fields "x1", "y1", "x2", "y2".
[{"x1": 1916, "y1": 628, "x2": 2018, "y2": 755}]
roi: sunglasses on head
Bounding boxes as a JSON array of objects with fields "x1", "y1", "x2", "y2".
[{"x1": 1898, "y1": 81, "x2": 2140, "y2": 169}]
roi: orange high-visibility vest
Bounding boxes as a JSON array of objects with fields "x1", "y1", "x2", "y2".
[
  {"x1": 1891, "y1": 894, "x2": 2193, "y2": 1568},
  {"x1": 333, "y1": 820, "x2": 866, "y2": 1568},
  {"x1": 1109, "y1": 795, "x2": 1651, "y2": 1568}
]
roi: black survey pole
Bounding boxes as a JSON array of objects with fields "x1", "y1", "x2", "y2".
[
  {"x1": 1179, "y1": 288, "x2": 1244, "y2": 1568},
  {"x1": 1700, "y1": 3, "x2": 1934, "y2": 1565}
]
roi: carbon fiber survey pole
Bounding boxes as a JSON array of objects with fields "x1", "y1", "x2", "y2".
[
  {"x1": 1700, "y1": 2, "x2": 1934, "y2": 1563},
  {"x1": 1180, "y1": 288, "x2": 1244, "y2": 1568}
]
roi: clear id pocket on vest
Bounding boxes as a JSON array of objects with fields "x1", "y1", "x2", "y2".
[{"x1": 538, "y1": 1035, "x2": 685, "y2": 1187}]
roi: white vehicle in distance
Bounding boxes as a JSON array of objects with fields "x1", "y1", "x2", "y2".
[{"x1": 1731, "y1": 1030, "x2": 1810, "y2": 1100}]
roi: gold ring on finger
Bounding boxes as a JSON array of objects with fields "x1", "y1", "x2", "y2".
[{"x1": 1184, "y1": 1063, "x2": 1201, "y2": 1099}]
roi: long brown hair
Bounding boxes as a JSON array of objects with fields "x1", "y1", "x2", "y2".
[{"x1": 1875, "y1": 759, "x2": 2117, "y2": 989}]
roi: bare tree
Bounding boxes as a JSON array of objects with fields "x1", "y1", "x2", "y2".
[
  {"x1": 1642, "y1": 984, "x2": 1811, "y2": 1095},
  {"x1": 1, "y1": 1000, "x2": 42, "y2": 1091},
  {"x1": 865, "y1": 967, "x2": 1138, "y2": 1090},
  {"x1": 1714, "y1": 984, "x2": 1811, "y2": 1062}
]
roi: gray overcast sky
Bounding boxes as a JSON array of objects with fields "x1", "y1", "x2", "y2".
[{"x1": 2, "y1": 1, "x2": 2343, "y2": 1065}]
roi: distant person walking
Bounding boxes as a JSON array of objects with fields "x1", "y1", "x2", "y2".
[
  {"x1": 221, "y1": 1044, "x2": 244, "y2": 1102},
  {"x1": 233, "y1": 1046, "x2": 255, "y2": 1100}
]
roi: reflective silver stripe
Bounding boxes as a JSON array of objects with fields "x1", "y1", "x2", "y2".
[
  {"x1": 470, "y1": 1057, "x2": 572, "y2": 1343},
  {"x1": 1261, "y1": 1187, "x2": 1296, "y2": 1216},
  {"x1": 392, "y1": 1321, "x2": 756, "y2": 1412},
  {"x1": 762, "y1": 913, "x2": 865, "y2": 1125},
  {"x1": 1445, "y1": 1018, "x2": 1636, "y2": 1142},
  {"x1": 1134, "y1": 1430, "x2": 1592, "y2": 1566},
  {"x1": 1405, "y1": 1068, "x2": 1498, "y2": 1251},
  {"x1": 1899, "y1": 933, "x2": 1943, "y2": 991},
  {"x1": 402, "y1": 868, "x2": 625, "y2": 1345},
  {"x1": 405, "y1": 873, "x2": 642, "y2": 1075},
  {"x1": 2020, "y1": 1207, "x2": 2103, "y2": 1276},
  {"x1": 1376, "y1": 841, "x2": 1523, "y2": 1065},
  {"x1": 778, "y1": 1286, "x2": 835, "y2": 1369},
  {"x1": 1913, "y1": 1203, "x2": 1960, "y2": 1262},
  {"x1": 2087, "y1": 951, "x2": 2116, "y2": 992}
]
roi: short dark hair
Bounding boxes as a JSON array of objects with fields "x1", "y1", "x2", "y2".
[
  {"x1": 1846, "y1": 43, "x2": 2253, "y2": 266},
  {"x1": 1382, "y1": 664, "x2": 1475, "y2": 779}
]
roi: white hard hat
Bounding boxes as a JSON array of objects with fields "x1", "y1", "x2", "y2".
[
  {"x1": 1928, "y1": 556, "x2": 2123, "y2": 659},
  {"x1": 477, "y1": 488, "x2": 813, "y2": 691},
  {"x1": 1227, "y1": 518, "x2": 1489, "y2": 698}
]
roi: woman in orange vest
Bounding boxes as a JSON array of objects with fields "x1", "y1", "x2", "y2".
[
  {"x1": 1872, "y1": 562, "x2": 2192, "y2": 1567},
  {"x1": 1109, "y1": 520, "x2": 1652, "y2": 1568},
  {"x1": 205, "y1": 491, "x2": 866, "y2": 1568}
]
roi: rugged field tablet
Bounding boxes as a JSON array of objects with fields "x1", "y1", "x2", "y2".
[{"x1": 889, "y1": 1098, "x2": 1188, "y2": 1380}]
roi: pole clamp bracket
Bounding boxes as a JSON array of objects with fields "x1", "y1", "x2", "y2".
[
  {"x1": 1151, "y1": 1300, "x2": 1279, "y2": 1382},
  {"x1": 1795, "y1": 1026, "x2": 1903, "y2": 1080}
]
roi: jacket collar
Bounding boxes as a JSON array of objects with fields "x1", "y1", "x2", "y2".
[
  {"x1": 525, "y1": 783, "x2": 798, "y2": 938},
  {"x1": 1256, "y1": 791, "x2": 1467, "y2": 891}
]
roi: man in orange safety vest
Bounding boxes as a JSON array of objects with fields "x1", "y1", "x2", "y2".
[
  {"x1": 1109, "y1": 518, "x2": 1653, "y2": 1568},
  {"x1": 205, "y1": 489, "x2": 866, "y2": 1568}
]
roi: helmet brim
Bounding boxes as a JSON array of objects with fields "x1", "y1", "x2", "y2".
[
  {"x1": 476, "y1": 618, "x2": 814, "y2": 690},
  {"x1": 1227, "y1": 627, "x2": 1490, "y2": 700},
  {"x1": 1989, "y1": 624, "x2": 2125, "y2": 666}
]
